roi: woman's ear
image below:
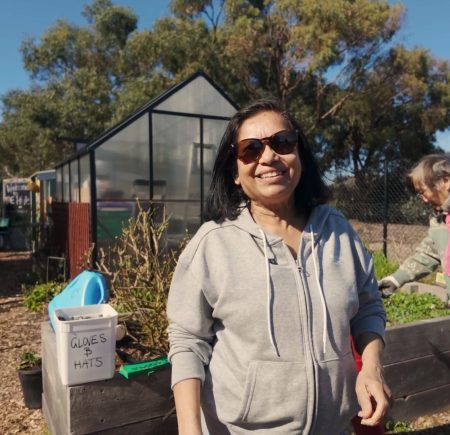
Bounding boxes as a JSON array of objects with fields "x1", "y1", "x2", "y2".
[
  {"x1": 233, "y1": 161, "x2": 241, "y2": 186},
  {"x1": 443, "y1": 176, "x2": 450, "y2": 191}
]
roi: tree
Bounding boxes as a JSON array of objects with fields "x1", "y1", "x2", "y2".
[
  {"x1": 319, "y1": 46, "x2": 450, "y2": 177},
  {"x1": 1, "y1": 0, "x2": 450, "y2": 179},
  {"x1": 0, "y1": 0, "x2": 139, "y2": 177}
]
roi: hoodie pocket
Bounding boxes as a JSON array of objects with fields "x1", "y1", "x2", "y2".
[{"x1": 236, "y1": 360, "x2": 308, "y2": 427}]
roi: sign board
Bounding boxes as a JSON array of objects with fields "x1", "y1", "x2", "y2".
[{"x1": 2, "y1": 178, "x2": 30, "y2": 209}]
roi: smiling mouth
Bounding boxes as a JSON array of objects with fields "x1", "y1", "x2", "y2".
[{"x1": 258, "y1": 170, "x2": 285, "y2": 179}]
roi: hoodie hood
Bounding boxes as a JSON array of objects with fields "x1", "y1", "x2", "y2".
[{"x1": 231, "y1": 204, "x2": 332, "y2": 242}]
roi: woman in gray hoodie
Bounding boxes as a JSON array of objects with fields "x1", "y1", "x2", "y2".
[{"x1": 167, "y1": 99, "x2": 391, "y2": 434}]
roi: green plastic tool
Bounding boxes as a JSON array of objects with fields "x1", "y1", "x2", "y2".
[{"x1": 119, "y1": 356, "x2": 170, "y2": 379}]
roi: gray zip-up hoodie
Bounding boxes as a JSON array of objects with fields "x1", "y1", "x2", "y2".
[{"x1": 167, "y1": 205, "x2": 386, "y2": 434}]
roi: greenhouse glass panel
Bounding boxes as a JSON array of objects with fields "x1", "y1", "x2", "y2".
[
  {"x1": 154, "y1": 76, "x2": 235, "y2": 117},
  {"x1": 152, "y1": 113, "x2": 200, "y2": 201},
  {"x1": 164, "y1": 201, "x2": 201, "y2": 247},
  {"x1": 55, "y1": 168, "x2": 62, "y2": 202},
  {"x1": 70, "y1": 159, "x2": 79, "y2": 202},
  {"x1": 202, "y1": 119, "x2": 229, "y2": 194},
  {"x1": 79, "y1": 154, "x2": 91, "y2": 203},
  {"x1": 62, "y1": 163, "x2": 70, "y2": 203},
  {"x1": 96, "y1": 200, "x2": 135, "y2": 246},
  {"x1": 95, "y1": 114, "x2": 149, "y2": 201}
]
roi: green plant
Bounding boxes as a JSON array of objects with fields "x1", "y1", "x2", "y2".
[
  {"x1": 97, "y1": 203, "x2": 187, "y2": 358},
  {"x1": 372, "y1": 251, "x2": 399, "y2": 280},
  {"x1": 384, "y1": 419, "x2": 412, "y2": 433},
  {"x1": 22, "y1": 281, "x2": 66, "y2": 312},
  {"x1": 384, "y1": 292, "x2": 450, "y2": 326},
  {"x1": 17, "y1": 352, "x2": 42, "y2": 370}
]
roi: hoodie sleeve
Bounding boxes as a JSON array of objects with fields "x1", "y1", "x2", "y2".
[
  {"x1": 349, "y1": 230, "x2": 387, "y2": 343},
  {"x1": 167, "y1": 254, "x2": 215, "y2": 389}
]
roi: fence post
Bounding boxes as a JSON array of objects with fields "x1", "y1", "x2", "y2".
[{"x1": 383, "y1": 159, "x2": 389, "y2": 257}]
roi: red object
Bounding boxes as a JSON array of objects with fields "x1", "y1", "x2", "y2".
[
  {"x1": 52, "y1": 202, "x2": 91, "y2": 279},
  {"x1": 351, "y1": 338, "x2": 385, "y2": 435},
  {"x1": 351, "y1": 416, "x2": 385, "y2": 435}
]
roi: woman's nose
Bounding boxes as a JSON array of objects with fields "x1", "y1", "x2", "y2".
[{"x1": 258, "y1": 141, "x2": 279, "y2": 163}]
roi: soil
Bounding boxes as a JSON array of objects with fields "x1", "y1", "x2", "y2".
[
  {"x1": 0, "y1": 251, "x2": 47, "y2": 434},
  {"x1": 0, "y1": 250, "x2": 449, "y2": 434}
]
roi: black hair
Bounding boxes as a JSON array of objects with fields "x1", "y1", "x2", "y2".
[{"x1": 203, "y1": 98, "x2": 330, "y2": 223}]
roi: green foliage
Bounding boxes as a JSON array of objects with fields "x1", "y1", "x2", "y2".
[
  {"x1": 384, "y1": 292, "x2": 450, "y2": 326},
  {"x1": 372, "y1": 251, "x2": 399, "y2": 280},
  {"x1": 97, "y1": 203, "x2": 187, "y2": 357},
  {"x1": 385, "y1": 420, "x2": 412, "y2": 433},
  {"x1": 22, "y1": 281, "x2": 66, "y2": 312},
  {"x1": 17, "y1": 352, "x2": 42, "y2": 370},
  {"x1": 326, "y1": 45, "x2": 449, "y2": 176},
  {"x1": 1, "y1": 0, "x2": 449, "y2": 179},
  {"x1": 397, "y1": 197, "x2": 429, "y2": 225}
]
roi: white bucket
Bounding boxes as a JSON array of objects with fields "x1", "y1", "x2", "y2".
[{"x1": 53, "y1": 304, "x2": 118, "y2": 386}]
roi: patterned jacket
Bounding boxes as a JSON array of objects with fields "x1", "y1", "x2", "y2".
[{"x1": 390, "y1": 213, "x2": 450, "y2": 294}]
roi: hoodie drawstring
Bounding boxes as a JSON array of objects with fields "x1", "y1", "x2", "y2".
[
  {"x1": 310, "y1": 225, "x2": 328, "y2": 354},
  {"x1": 259, "y1": 229, "x2": 280, "y2": 357}
]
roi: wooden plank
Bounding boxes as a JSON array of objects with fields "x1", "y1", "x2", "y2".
[
  {"x1": 42, "y1": 322, "x2": 70, "y2": 434},
  {"x1": 70, "y1": 369, "x2": 175, "y2": 434},
  {"x1": 92, "y1": 414, "x2": 178, "y2": 435},
  {"x1": 387, "y1": 384, "x2": 450, "y2": 422},
  {"x1": 384, "y1": 316, "x2": 450, "y2": 365},
  {"x1": 42, "y1": 393, "x2": 58, "y2": 435},
  {"x1": 384, "y1": 352, "x2": 450, "y2": 398}
]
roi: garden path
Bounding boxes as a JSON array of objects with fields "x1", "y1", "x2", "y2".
[{"x1": 0, "y1": 251, "x2": 46, "y2": 434}]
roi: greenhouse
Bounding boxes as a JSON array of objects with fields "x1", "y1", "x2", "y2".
[{"x1": 54, "y1": 71, "x2": 237, "y2": 256}]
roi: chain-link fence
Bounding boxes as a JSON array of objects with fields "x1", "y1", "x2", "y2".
[{"x1": 330, "y1": 165, "x2": 430, "y2": 265}]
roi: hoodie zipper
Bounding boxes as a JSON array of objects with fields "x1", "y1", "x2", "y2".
[{"x1": 285, "y1": 244, "x2": 317, "y2": 434}]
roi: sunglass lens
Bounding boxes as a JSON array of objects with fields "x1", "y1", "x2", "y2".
[
  {"x1": 271, "y1": 131, "x2": 297, "y2": 154},
  {"x1": 239, "y1": 140, "x2": 263, "y2": 163}
]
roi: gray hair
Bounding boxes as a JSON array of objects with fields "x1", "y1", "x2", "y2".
[{"x1": 408, "y1": 153, "x2": 450, "y2": 188}]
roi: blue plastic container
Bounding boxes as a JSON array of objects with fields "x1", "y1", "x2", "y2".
[{"x1": 48, "y1": 270, "x2": 108, "y2": 331}]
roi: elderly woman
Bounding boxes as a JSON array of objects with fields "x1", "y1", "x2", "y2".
[
  {"x1": 167, "y1": 99, "x2": 390, "y2": 434},
  {"x1": 379, "y1": 153, "x2": 450, "y2": 300}
]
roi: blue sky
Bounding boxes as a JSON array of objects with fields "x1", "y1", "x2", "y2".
[{"x1": 1, "y1": 0, "x2": 450, "y2": 147}]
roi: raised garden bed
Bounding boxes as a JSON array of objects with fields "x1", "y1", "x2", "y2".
[
  {"x1": 383, "y1": 315, "x2": 450, "y2": 421},
  {"x1": 41, "y1": 322, "x2": 177, "y2": 435},
  {"x1": 42, "y1": 311, "x2": 450, "y2": 433}
]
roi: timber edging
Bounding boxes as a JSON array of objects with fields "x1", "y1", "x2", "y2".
[
  {"x1": 383, "y1": 315, "x2": 450, "y2": 421},
  {"x1": 42, "y1": 315, "x2": 450, "y2": 432}
]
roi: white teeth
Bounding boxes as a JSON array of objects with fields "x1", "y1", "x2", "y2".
[{"x1": 260, "y1": 171, "x2": 281, "y2": 179}]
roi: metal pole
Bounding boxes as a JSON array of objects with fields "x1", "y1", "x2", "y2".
[{"x1": 382, "y1": 158, "x2": 389, "y2": 257}]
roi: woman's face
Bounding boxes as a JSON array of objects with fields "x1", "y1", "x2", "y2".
[
  {"x1": 415, "y1": 177, "x2": 450, "y2": 210},
  {"x1": 234, "y1": 111, "x2": 302, "y2": 208}
]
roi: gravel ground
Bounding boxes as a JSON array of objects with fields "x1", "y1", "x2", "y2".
[
  {"x1": 0, "y1": 251, "x2": 47, "y2": 434},
  {"x1": 0, "y1": 250, "x2": 449, "y2": 434}
]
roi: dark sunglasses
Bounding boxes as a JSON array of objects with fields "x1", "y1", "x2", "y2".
[{"x1": 232, "y1": 130, "x2": 298, "y2": 164}]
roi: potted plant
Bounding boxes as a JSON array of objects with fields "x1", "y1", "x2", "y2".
[{"x1": 17, "y1": 351, "x2": 43, "y2": 409}]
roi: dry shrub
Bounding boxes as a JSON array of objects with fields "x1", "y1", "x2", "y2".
[{"x1": 97, "y1": 203, "x2": 185, "y2": 358}]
